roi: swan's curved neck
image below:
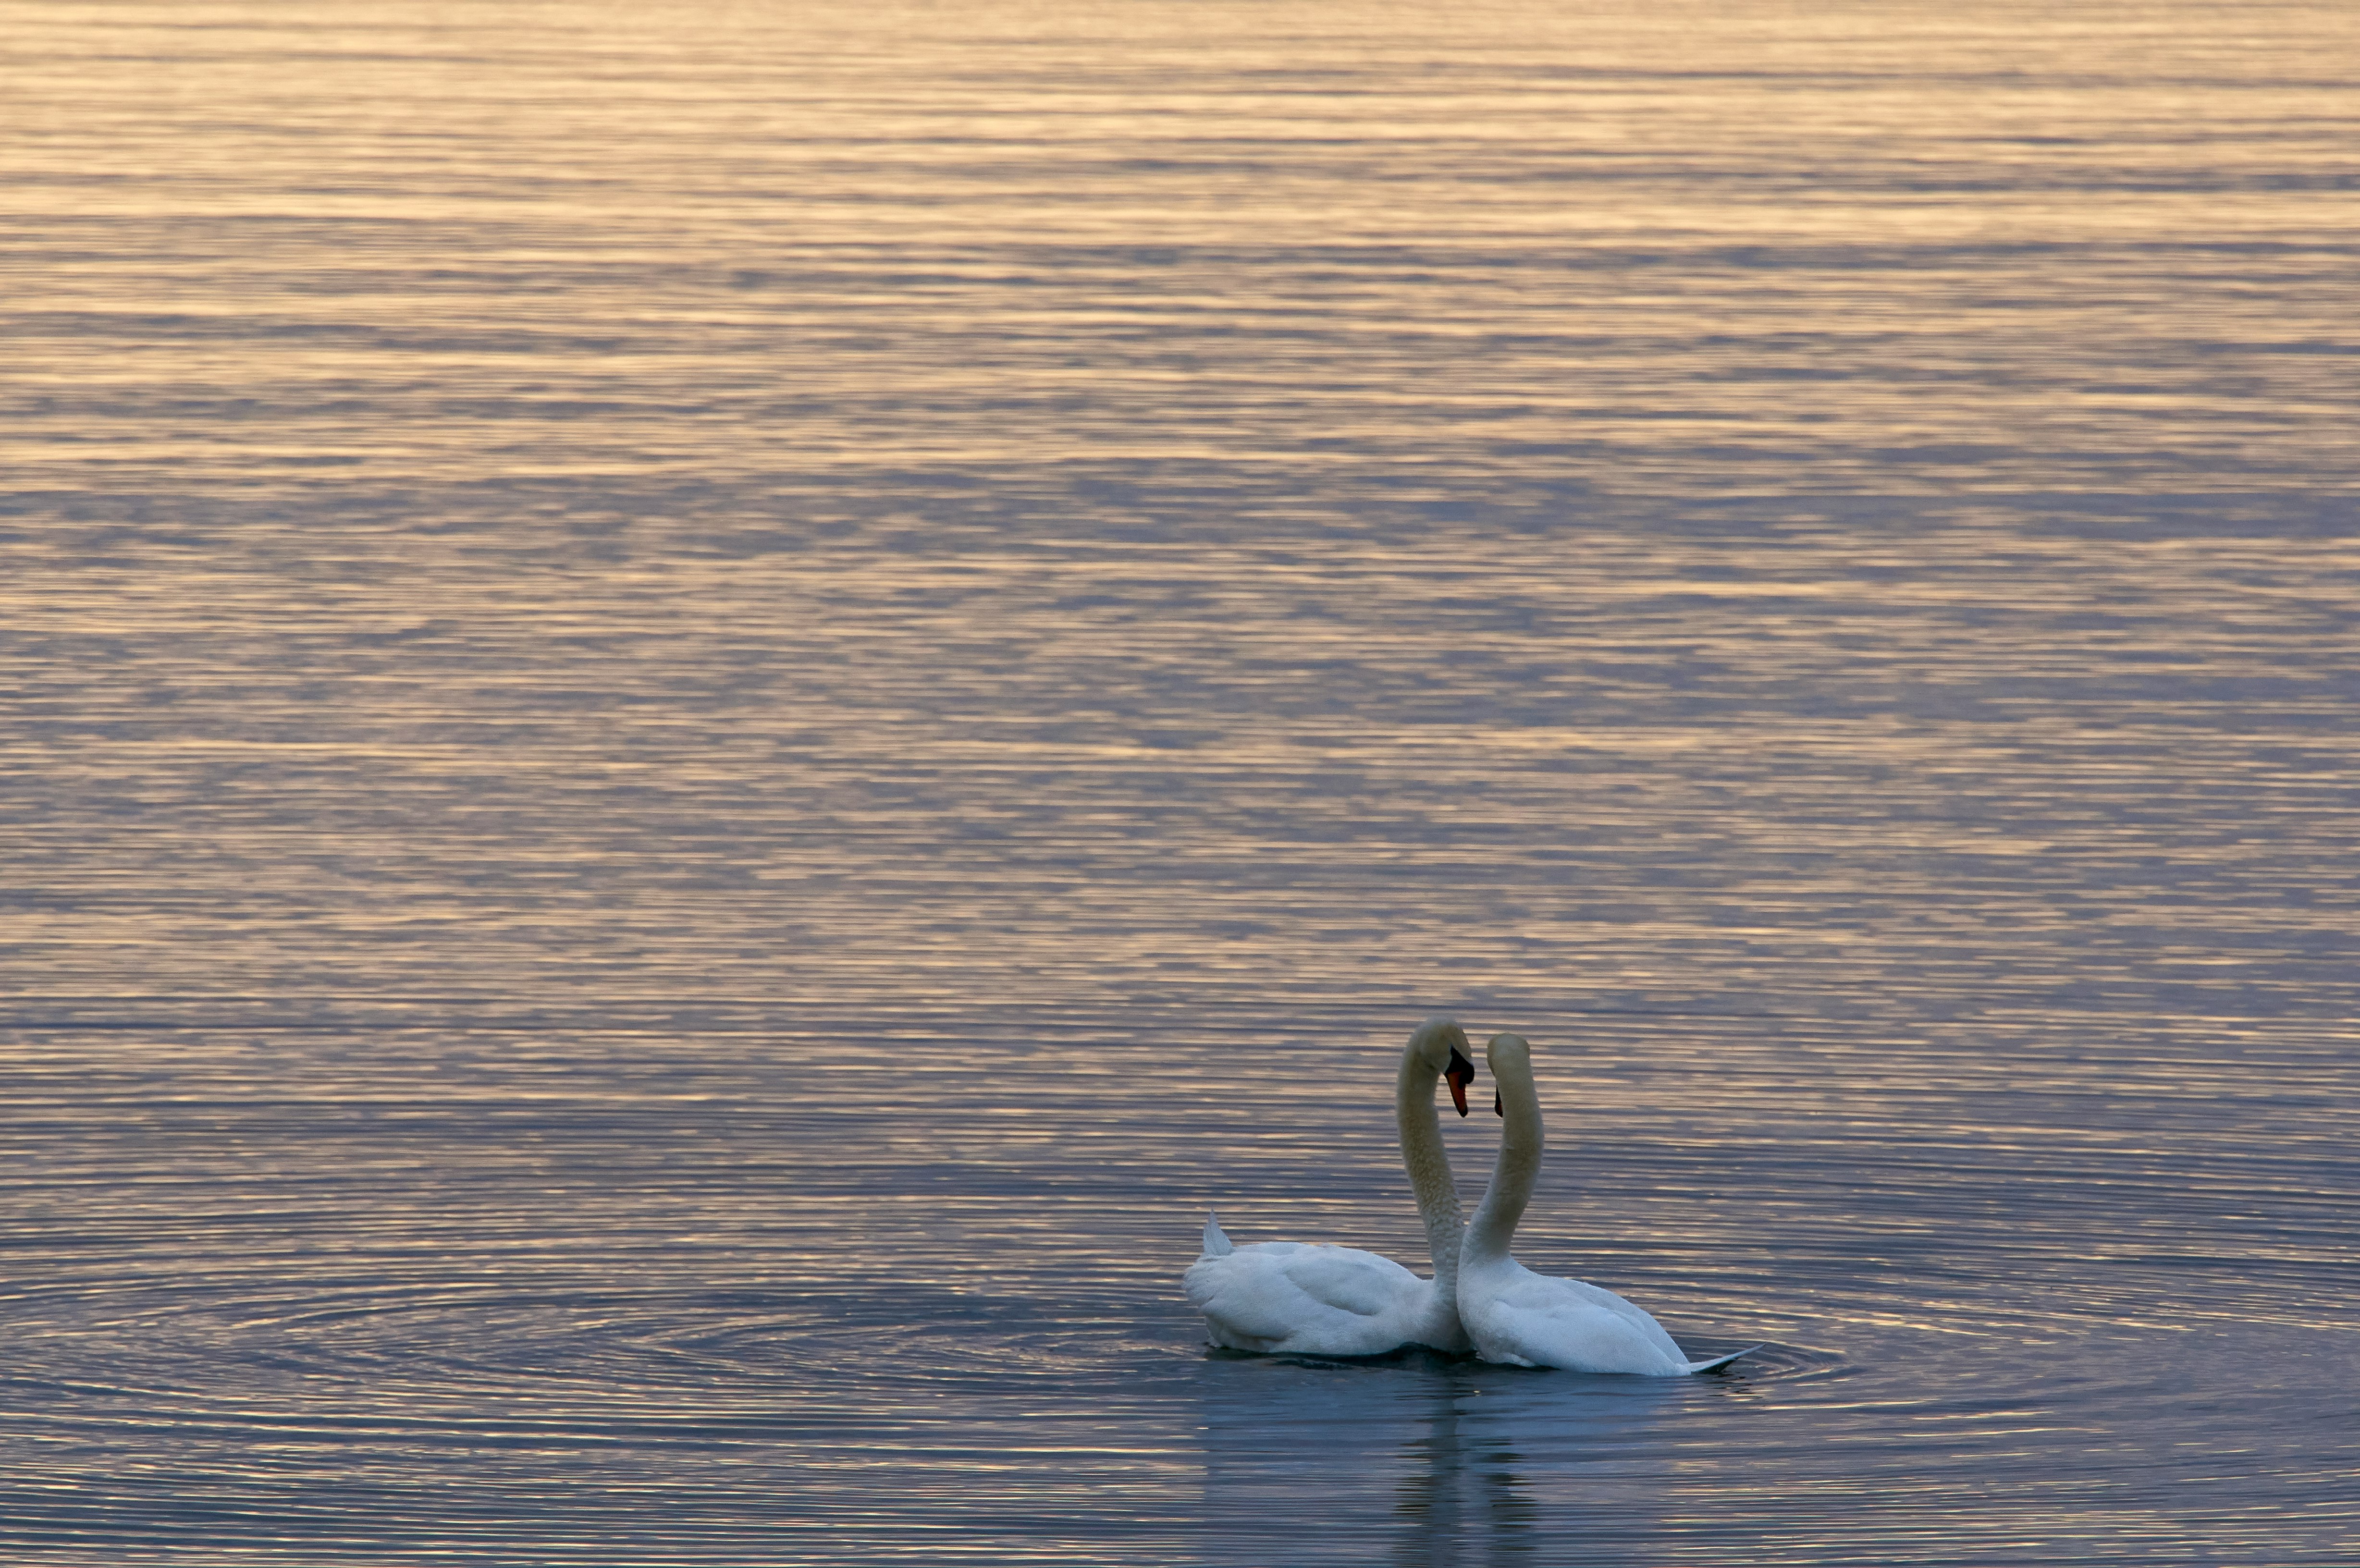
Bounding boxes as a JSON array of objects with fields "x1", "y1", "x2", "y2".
[
  {"x1": 1396, "y1": 1051, "x2": 1465, "y2": 1291},
  {"x1": 1463, "y1": 1054, "x2": 1542, "y2": 1267}
]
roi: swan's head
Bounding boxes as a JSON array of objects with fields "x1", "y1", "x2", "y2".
[
  {"x1": 1485, "y1": 1032, "x2": 1531, "y2": 1117},
  {"x1": 1410, "y1": 1017, "x2": 1478, "y2": 1118}
]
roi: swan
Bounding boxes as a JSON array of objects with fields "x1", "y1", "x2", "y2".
[
  {"x1": 1184, "y1": 1017, "x2": 1479, "y2": 1357},
  {"x1": 1458, "y1": 1031, "x2": 1753, "y2": 1374}
]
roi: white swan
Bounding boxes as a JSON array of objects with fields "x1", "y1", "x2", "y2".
[
  {"x1": 1184, "y1": 1017, "x2": 1478, "y2": 1357},
  {"x1": 1459, "y1": 1032, "x2": 1753, "y2": 1374}
]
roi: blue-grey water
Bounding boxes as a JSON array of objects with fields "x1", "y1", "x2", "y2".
[{"x1": 4, "y1": 2, "x2": 2358, "y2": 1562}]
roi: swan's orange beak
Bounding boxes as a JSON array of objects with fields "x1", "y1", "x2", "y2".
[{"x1": 1445, "y1": 1047, "x2": 1475, "y2": 1118}]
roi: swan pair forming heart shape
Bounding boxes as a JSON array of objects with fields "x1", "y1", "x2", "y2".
[{"x1": 1184, "y1": 1018, "x2": 1753, "y2": 1374}]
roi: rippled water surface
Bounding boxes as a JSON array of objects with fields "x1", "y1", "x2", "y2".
[{"x1": 5, "y1": 1, "x2": 2358, "y2": 1562}]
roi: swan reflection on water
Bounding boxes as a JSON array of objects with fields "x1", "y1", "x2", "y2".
[
  {"x1": 1193, "y1": 1347, "x2": 1761, "y2": 1564},
  {"x1": 1385, "y1": 1372, "x2": 1545, "y2": 1568}
]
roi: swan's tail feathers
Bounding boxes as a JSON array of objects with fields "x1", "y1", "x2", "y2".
[
  {"x1": 1684, "y1": 1344, "x2": 1762, "y2": 1374},
  {"x1": 1201, "y1": 1211, "x2": 1234, "y2": 1257}
]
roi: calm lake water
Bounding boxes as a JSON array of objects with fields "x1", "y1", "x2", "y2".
[{"x1": 4, "y1": 1, "x2": 2358, "y2": 1562}]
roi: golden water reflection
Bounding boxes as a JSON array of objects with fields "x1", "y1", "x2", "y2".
[{"x1": 4, "y1": 0, "x2": 2358, "y2": 1563}]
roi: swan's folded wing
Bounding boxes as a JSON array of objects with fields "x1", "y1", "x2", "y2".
[
  {"x1": 1185, "y1": 1243, "x2": 1419, "y2": 1344},
  {"x1": 1184, "y1": 1247, "x2": 1321, "y2": 1344},
  {"x1": 1494, "y1": 1272, "x2": 1684, "y2": 1371},
  {"x1": 1499, "y1": 1273, "x2": 1623, "y2": 1323},
  {"x1": 1276, "y1": 1245, "x2": 1421, "y2": 1320},
  {"x1": 1517, "y1": 1271, "x2": 1665, "y2": 1337}
]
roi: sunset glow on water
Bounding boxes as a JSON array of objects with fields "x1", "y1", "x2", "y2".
[{"x1": 4, "y1": 2, "x2": 2357, "y2": 1562}]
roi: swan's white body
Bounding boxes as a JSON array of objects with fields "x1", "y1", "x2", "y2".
[
  {"x1": 1459, "y1": 1033, "x2": 1752, "y2": 1375},
  {"x1": 1184, "y1": 1019, "x2": 1474, "y2": 1358}
]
